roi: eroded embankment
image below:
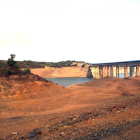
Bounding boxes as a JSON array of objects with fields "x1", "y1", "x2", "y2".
[
  {"x1": 0, "y1": 74, "x2": 66, "y2": 101},
  {"x1": 30, "y1": 65, "x2": 89, "y2": 78}
]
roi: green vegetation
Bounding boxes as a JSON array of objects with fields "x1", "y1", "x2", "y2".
[
  {"x1": 7, "y1": 59, "x2": 16, "y2": 69},
  {"x1": 0, "y1": 60, "x2": 45, "y2": 69},
  {"x1": 81, "y1": 63, "x2": 86, "y2": 67},
  {"x1": 10, "y1": 54, "x2": 16, "y2": 60},
  {"x1": 0, "y1": 60, "x2": 8, "y2": 68},
  {"x1": 5, "y1": 69, "x2": 11, "y2": 76},
  {"x1": 0, "y1": 54, "x2": 31, "y2": 77},
  {"x1": 7, "y1": 54, "x2": 18, "y2": 70},
  {"x1": 71, "y1": 64, "x2": 77, "y2": 66},
  {"x1": 0, "y1": 58, "x2": 88, "y2": 69},
  {"x1": 46, "y1": 61, "x2": 88, "y2": 68},
  {"x1": 46, "y1": 61, "x2": 73, "y2": 68},
  {"x1": 16, "y1": 60, "x2": 45, "y2": 68},
  {"x1": 22, "y1": 68, "x2": 31, "y2": 74}
]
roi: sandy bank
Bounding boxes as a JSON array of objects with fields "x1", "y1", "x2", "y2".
[{"x1": 30, "y1": 65, "x2": 89, "y2": 78}]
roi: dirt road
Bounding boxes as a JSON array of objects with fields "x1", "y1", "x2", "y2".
[{"x1": 1, "y1": 77, "x2": 140, "y2": 139}]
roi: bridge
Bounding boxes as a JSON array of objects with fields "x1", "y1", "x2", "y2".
[{"x1": 88, "y1": 60, "x2": 140, "y2": 79}]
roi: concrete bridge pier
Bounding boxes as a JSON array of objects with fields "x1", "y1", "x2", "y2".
[
  {"x1": 136, "y1": 65, "x2": 139, "y2": 76},
  {"x1": 116, "y1": 65, "x2": 119, "y2": 78},
  {"x1": 103, "y1": 66, "x2": 106, "y2": 78},
  {"x1": 105, "y1": 66, "x2": 108, "y2": 77},
  {"x1": 96, "y1": 66, "x2": 99, "y2": 79},
  {"x1": 90, "y1": 60, "x2": 140, "y2": 79},
  {"x1": 124, "y1": 65, "x2": 128, "y2": 78},
  {"x1": 110, "y1": 66, "x2": 113, "y2": 77},
  {"x1": 107, "y1": 66, "x2": 110, "y2": 77},
  {"x1": 99, "y1": 66, "x2": 103, "y2": 78},
  {"x1": 130, "y1": 66, "x2": 135, "y2": 77},
  {"x1": 94, "y1": 67, "x2": 96, "y2": 78}
]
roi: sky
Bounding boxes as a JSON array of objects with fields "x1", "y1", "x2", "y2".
[{"x1": 0, "y1": 0, "x2": 140, "y2": 64}]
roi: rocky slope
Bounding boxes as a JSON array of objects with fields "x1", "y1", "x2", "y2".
[
  {"x1": 0, "y1": 73, "x2": 66, "y2": 100},
  {"x1": 1, "y1": 77, "x2": 140, "y2": 139}
]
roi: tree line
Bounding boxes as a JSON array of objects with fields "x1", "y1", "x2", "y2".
[{"x1": 0, "y1": 59, "x2": 87, "y2": 69}]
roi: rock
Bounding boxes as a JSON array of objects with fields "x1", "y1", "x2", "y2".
[
  {"x1": 122, "y1": 92, "x2": 134, "y2": 97},
  {"x1": 12, "y1": 132, "x2": 17, "y2": 135},
  {"x1": 86, "y1": 67, "x2": 93, "y2": 78},
  {"x1": 26, "y1": 133, "x2": 35, "y2": 138},
  {"x1": 111, "y1": 107, "x2": 117, "y2": 112},
  {"x1": 26, "y1": 128, "x2": 42, "y2": 138},
  {"x1": 34, "y1": 76, "x2": 39, "y2": 81},
  {"x1": 111, "y1": 106, "x2": 119, "y2": 112}
]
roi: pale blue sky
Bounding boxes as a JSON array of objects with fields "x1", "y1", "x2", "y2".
[{"x1": 0, "y1": 0, "x2": 140, "y2": 63}]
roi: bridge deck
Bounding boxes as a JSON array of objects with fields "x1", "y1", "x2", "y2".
[{"x1": 91, "y1": 60, "x2": 140, "y2": 67}]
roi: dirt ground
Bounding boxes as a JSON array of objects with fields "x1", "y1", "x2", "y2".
[{"x1": 0, "y1": 77, "x2": 140, "y2": 139}]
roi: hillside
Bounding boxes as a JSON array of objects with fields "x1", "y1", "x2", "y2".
[
  {"x1": 0, "y1": 60, "x2": 88, "y2": 69},
  {"x1": 1, "y1": 55, "x2": 140, "y2": 139},
  {"x1": 0, "y1": 77, "x2": 140, "y2": 139},
  {"x1": 30, "y1": 64, "x2": 90, "y2": 78},
  {"x1": 0, "y1": 60, "x2": 45, "y2": 68},
  {"x1": 0, "y1": 73, "x2": 66, "y2": 101}
]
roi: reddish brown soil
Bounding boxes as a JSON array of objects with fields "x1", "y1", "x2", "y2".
[{"x1": 0, "y1": 77, "x2": 140, "y2": 139}]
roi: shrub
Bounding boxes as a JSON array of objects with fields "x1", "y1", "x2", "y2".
[
  {"x1": 14, "y1": 64, "x2": 20, "y2": 69},
  {"x1": 81, "y1": 64, "x2": 85, "y2": 67},
  {"x1": 71, "y1": 64, "x2": 77, "y2": 66},
  {"x1": 6, "y1": 69, "x2": 11, "y2": 76},
  {"x1": 22, "y1": 69, "x2": 31, "y2": 74},
  {"x1": 7, "y1": 58, "x2": 16, "y2": 69}
]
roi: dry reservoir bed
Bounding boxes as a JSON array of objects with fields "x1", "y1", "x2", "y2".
[{"x1": 0, "y1": 77, "x2": 140, "y2": 139}]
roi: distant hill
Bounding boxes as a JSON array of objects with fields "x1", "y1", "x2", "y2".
[
  {"x1": 0, "y1": 60, "x2": 89, "y2": 69},
  {"x1": 0, "y1": 60, "x2": 45, "y2": 68}
]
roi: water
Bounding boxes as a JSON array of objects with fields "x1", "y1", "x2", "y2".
[
  {"x1": 117, "y1": 73, "x2": 130, "y2": 78},
  {"x1": 45, "y1": 77, "x2": 93, "y2": 87},
  {"x1": 115, "y1": 72, "x2": 139, "y2": 78},
  {"x1": 45, "y1": 72, "x2": 140, "y2": 87}
]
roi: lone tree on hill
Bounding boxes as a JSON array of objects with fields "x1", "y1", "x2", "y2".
[
  {"x1": 0, "y1": 54, "x2": 31, "y2": 77},
  {"x1": 10, "y1": 54, "x2": 16, "y2": 60},
  {"x1": 7, "y1": 54, "x2": 20, "y2": 72},
  {"x1": 7, "y1": 54, "x2": 17, "y2": 69}
]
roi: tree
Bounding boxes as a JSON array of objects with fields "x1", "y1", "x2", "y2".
[
  {"x1": 7, "y1": 54, "x2": 19, "y2": 70},
  {"x1": 10, "y1": 54, "x2": 16, "y2": 60},
  {"x1": 7, "y1": 58, "x2": 16, "y2": 69}
]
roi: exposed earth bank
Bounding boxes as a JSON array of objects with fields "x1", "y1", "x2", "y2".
[
  {"x1": 0, "y1": 74, "x2": 66, "y2": 101},
  {"x1": 30, "y1": 65, "x2": 90, "y2": 78},
  {"x1": 0, "y1": 76, "x2": 140, "y2": 139}
]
